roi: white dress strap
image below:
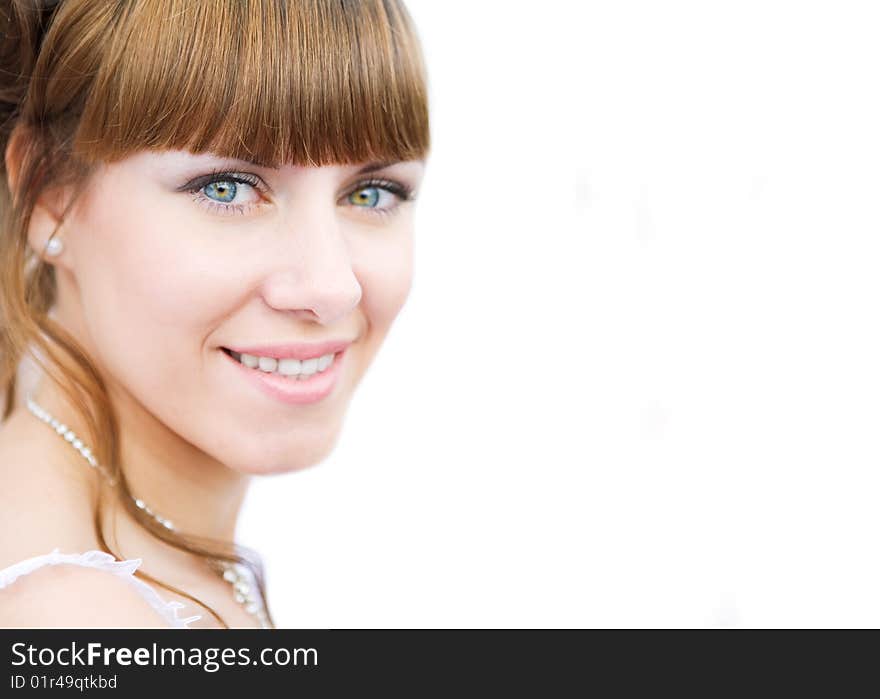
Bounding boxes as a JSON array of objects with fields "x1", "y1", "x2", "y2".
[{"x1": 0, "y1": 549, "x2": 201, "y2": 628}]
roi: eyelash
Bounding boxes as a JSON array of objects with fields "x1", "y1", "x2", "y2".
[{"x1": 182, "y1": 169, "x2": 415, "y2": 219}]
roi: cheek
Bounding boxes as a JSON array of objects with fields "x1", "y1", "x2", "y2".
[
  {"x1": 70, "y1": 188, "x2": 232, "y2": 384},
  {"x1": 354, "y1": 226, "x2": 414, "y2": 336}
]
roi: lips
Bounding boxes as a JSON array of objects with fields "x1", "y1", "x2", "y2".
[
  {"x1": 223, "y1": 339, "x2": 353, "y2": 361},
  {"x1": 221, "y1": 344, "x2": 346, "y2": 405}
]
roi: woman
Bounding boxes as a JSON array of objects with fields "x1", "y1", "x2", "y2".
[{"x1": 0, "y1": 0, "x2": 430, "y2": 628}]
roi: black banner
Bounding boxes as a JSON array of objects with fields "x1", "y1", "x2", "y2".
[{"x1": 0, "y1": 629, "x2": 875, "y2": 694}]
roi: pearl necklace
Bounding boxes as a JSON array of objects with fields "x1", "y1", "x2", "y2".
[{"x1": 25, "y1": 393, "x2": 271, "y2": 629}]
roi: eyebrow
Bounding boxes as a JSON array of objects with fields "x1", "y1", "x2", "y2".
[{"x1": 354, "y1": 161, "x2": 398, "y2": 174}]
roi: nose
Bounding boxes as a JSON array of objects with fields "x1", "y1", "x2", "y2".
[{"x1": 259, "y1": 208, "x2": 363, "y2": 326}]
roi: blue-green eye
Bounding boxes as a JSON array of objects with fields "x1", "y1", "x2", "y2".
[
  {"x1": 344, "y1": 178, "x2": 414, "y2": 217},
  {"x1": 181, "y1": 171, "x2": 265, "y2": 217},
  {"x1": 205, "y1": 180, "x2": 237, "y2": 203},
  {"x1": 348, "y1": 186, "x2": 381, "y2": 207}
]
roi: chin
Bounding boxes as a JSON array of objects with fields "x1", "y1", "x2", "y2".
[{"x1": 224, "y1": 434, "x2": 342, "y2": 476}]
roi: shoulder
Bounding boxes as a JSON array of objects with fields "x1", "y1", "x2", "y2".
[
  {"x1": 0, "y1": 551, "x2": 178, "y2": 628},
  {"x1": 0, "y1": 412, "x2": 106, "y2": 564}
]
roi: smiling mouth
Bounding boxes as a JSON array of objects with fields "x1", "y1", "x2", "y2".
[{"x1": 220, "y1": 347, "x2": 338, "y2": 380}]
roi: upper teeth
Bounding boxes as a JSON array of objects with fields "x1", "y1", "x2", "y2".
[{"x1": 232, "y1": 350, "x2": 336, "y2": 378}]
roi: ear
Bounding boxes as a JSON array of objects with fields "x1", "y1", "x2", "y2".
[{"x1": 5, "y1": 124, "x2": 77, "y2": 269}]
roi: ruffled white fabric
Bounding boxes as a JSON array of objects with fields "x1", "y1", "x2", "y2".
[{"x1": 0, "y1": 549, "x2": 201, "y2": 628}]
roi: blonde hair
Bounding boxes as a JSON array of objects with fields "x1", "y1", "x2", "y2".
[{"x1": 0, "y1": 0, "x2": 430, "y2": 627}]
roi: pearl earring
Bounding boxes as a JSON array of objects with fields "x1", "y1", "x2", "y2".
[{"x1": 44, "y1": 237, "x2": 64, "y2": 257}]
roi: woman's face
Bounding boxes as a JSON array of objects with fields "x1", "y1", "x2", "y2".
[{"x1": 47, "y1": 148, "x2": 425, "y2": 474}]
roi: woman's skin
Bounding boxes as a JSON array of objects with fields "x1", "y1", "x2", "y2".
[{"x1": 0, "y1": 142, "x2": 426, "y2": 627}]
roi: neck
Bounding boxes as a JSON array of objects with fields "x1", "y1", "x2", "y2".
[{"x1": 29, "y1": 377, "x2": 249, "y2": 543}]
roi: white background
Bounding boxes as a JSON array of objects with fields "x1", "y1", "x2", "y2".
[{"x1": 240, "y1": 1, "x2": 880, "y2": 627}]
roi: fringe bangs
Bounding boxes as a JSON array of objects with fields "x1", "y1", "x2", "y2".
[{"x1": 72, "y1": 0, "x2": 430, "y2": 167}]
